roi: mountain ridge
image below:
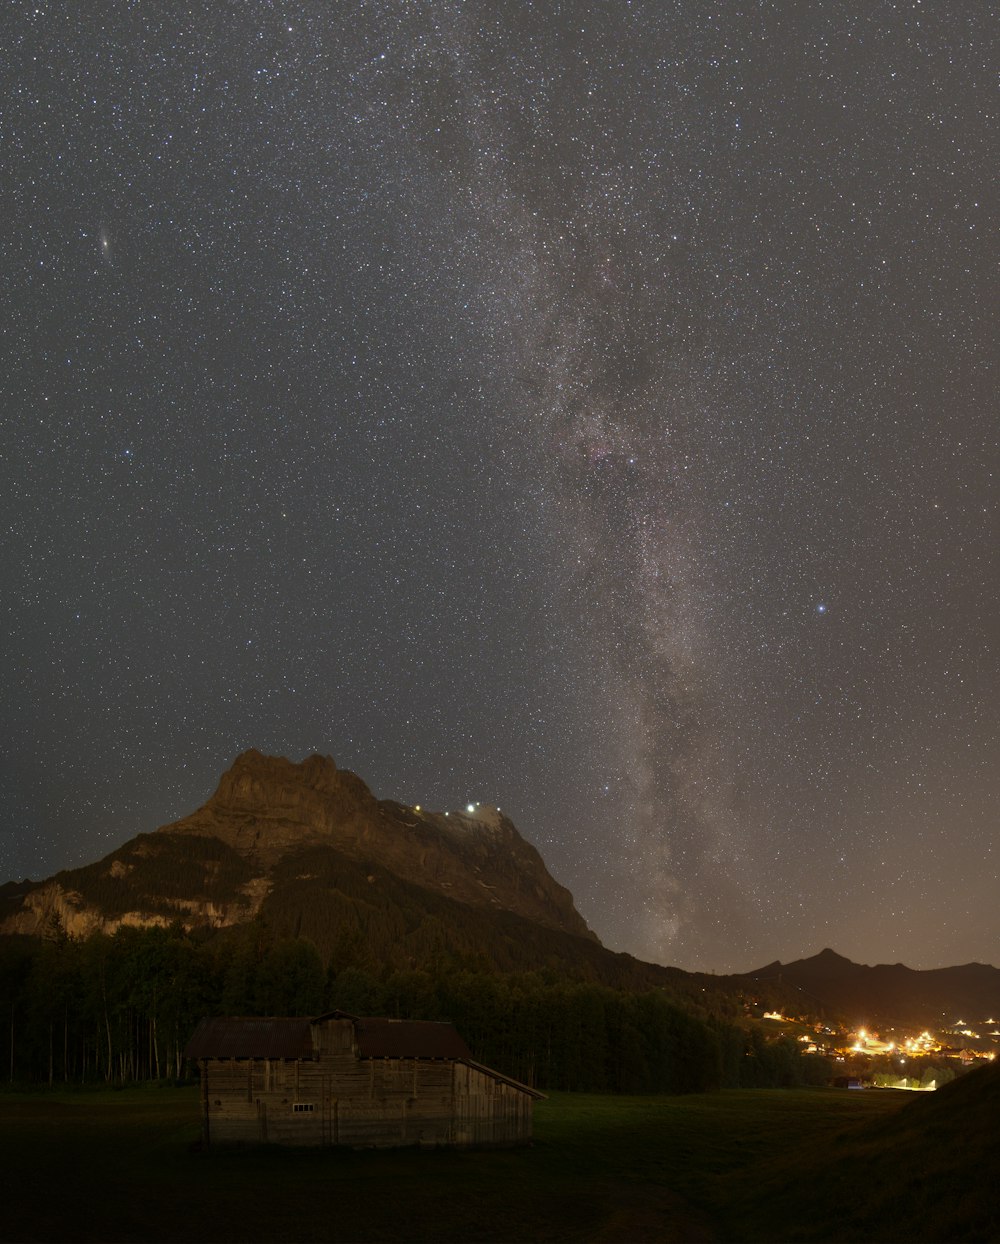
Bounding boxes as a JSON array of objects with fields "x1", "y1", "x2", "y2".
[{"x1": 739, "y1": 948, "x2": 1000, "y2": 1025}]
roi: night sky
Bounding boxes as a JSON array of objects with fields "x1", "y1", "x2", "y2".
[{"x1": 3, "y1": 2, "x2": 996, "y2": 973}]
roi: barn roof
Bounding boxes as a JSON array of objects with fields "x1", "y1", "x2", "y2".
[
  {"x1": 186, "y1": 1020, "x2": 547, "y2": 1099},
  {"x1": 182, "y1": 1013, "x2": 471, "y2": 1061},
  {"x1": 355, "y1": 1017, "x2": 473, "y2": 1060},
  {"x1": 466, "y1": 1059, "x2": 546, "y2": 1100},
  {"x1": 183, "y1": 1014, "x2": 545, "y2": 1097},
  {"x1": 184, "y1": 1016, "x2": 316, "y2": 1060}
]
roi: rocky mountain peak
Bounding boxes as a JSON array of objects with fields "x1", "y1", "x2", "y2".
[
  {"x1": 163, "y1": 750, "x2": 379, "y2": 864},
  {"x1": 208, "y1": 749, "x2": 374, "y2": 819},
  {"x1": 165, "y1": 751, "x2": 597, "y2": 940},
  {"x1": 1, "y1": 751, "x2": 599, "y2": 945}
]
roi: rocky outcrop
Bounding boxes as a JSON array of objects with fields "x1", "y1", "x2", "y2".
[
  {"x1": 4, "y1": 879, "x2": 191, "y2": 938},
  {"x1": 0, "y1": 869, "x2": 272, "y2": 939},
  {"x1": 6, "y1": 882, "x2": 107, "y2": 938},
  {"x1": 162, "y1": 750, "x2": 380, "y2": 866}
]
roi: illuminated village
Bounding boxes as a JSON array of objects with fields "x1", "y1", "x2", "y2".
[{"x1": 758, "y1": 1010, "x2": 1000, "y2": 1090}]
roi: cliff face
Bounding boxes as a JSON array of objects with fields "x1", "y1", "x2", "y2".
[
  {"x1": 1, "y1": 750, "x2": 597, "y2": 944},
  {"x1": 163, "y1": 750, "x2": 381, "y2": 866},
  {"x1": 165, "y1": 749, "x2": 596, "y2": 941}
]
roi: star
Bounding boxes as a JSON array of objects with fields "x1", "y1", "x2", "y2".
[{"x1": 1, "y1": 0, "x2": 994, "y2": 975}]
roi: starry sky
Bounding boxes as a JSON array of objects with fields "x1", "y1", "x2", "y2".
[{"x1": 2, "y1": 1, "x2": 996, "y2": 973}]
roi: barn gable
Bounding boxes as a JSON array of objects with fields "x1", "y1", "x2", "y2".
[{"x1": 185, "y1": 1011, "x2": 542, "y2": 1148}]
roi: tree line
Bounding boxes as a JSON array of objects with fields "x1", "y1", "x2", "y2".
[{"x1": 0, "y1": 921, "x2": 832, "y2": 1093}]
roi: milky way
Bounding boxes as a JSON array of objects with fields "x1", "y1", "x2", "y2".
[{"x1": 2, "y1": 2, "x2": 996, "y2": 971}]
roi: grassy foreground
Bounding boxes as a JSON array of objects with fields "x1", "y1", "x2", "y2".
[{"x1": 2, "y1": 1079, "x2": 997, "y2": 1242}]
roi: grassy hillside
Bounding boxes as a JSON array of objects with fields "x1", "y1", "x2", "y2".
[
  {"x1": 726, "y1": 1062, "x2": 1000, "y2": 1242},
  {"x1": 3, "y1": 1077, "x2": 997, "y2": 1242}
]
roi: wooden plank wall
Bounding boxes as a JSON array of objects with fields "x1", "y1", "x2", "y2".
[{"x1": 202, "y1": 1024, "x2": 534, "y2": 1148}]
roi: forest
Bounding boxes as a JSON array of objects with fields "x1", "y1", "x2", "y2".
[{"x1": 0, "y1": 920, "x2": 832, "y2": 1094}]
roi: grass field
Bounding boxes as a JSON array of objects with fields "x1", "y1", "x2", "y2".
[{"x1": 2, "y1": 1081, "x2": 997, "y2": 1242}]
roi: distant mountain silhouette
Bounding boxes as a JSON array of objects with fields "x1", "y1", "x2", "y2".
[{"x1": 740, "y1": 948, "x2": 1000, "y2": 1027}]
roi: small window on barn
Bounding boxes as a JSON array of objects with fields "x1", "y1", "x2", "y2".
[{"x1": 293, "y1": 1102, "x2": 315, "y2": 1113}]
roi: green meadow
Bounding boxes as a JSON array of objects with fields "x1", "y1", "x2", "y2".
[{"x1": 3, "y1": 1076, "x2": 998, "y2": 1242}]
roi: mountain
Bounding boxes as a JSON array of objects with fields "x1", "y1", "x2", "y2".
[
  {"x1": 173, "y1": 749, "x2": 598, "y2": 938},
  {"x1": 1, "y1": 751, "x2": 720, "y2": 994},
  {"x1": 11, "y1": 754, "x2": 993, "y2": 1023},
  {"x1": 0, "y1": 749, "x2": 591, "y2": 938},
  {"x1": 741, "y1": 948, "x2": 1000, "y2": 1027}
]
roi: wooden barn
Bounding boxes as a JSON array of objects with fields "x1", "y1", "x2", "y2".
[{"x1": 184, "y1": 1011, "x2": 543, "y2": 1148}]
